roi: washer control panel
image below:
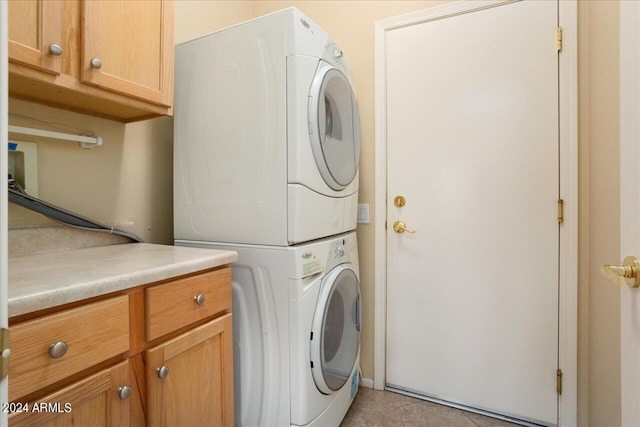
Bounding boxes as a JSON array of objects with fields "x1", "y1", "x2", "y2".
[{"x1": 296, "y1": 233, "x2": 358, "y2": 279}]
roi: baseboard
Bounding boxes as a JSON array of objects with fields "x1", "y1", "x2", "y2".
[{"x1": 360, "y1": 377, "x2": 374, "y2": 389}]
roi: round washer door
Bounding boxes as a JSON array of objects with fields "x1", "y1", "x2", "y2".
[
  {"x1": 310, "y1": 264, "x2": 361, "y2": 395},
  {"x1": 308, "y1": 60, "x2": 361, "y2": 191}
]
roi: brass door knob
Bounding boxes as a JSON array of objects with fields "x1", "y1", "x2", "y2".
[
  {"x1": 392, "y1": 220, "x2": 416, "y2": 234},
  {"x1": 601, "y1": 256, "x2": 640, "y2": 288}
]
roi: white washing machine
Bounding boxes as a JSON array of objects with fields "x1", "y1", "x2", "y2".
[
  {"x1": 176, "y1": 231, "x2": 361, "y2": 427},
  {"x1": 174, "y1": 8, "x2": 361, "y2": 246}
]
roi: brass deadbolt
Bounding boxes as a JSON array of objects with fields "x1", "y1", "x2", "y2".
[{"x1": 394, "y1": 196, "x2": 406, "y2": 207}]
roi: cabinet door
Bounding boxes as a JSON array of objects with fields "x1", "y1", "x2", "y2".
[
  {"x1": 7, "y1": 0, "x2": 65, "y2": 75},
  {"x1": 80, "y1": 0, "x2": 173, "y2": 107},
  {"x1": 146, "y1": 314, "x2": 234, "y2": 427},
  {"x1": 8, "y1": 361, "x2": 131, "y2": 427}
]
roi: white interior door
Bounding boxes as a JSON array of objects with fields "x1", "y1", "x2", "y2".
[
  {"x1": 384, "y1": 1, "x2": 560, "y2": 425},
  {"x1": 619, "y1": 3, "x2": 640, "y2": 426}
]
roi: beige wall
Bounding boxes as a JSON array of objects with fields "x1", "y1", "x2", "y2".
[
  {"x1": 8, "y1": 99, "x2": 174, "y2": 244},
  {"x1": 8, "y1": 1, "x2": 623, "y2": 424}
]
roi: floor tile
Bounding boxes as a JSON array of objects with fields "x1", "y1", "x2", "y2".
[{"x1": 341, "y1": 387, "x2": 520, "y2": 427}]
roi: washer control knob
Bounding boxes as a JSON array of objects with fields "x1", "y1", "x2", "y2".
[{"x1": 336, "y1": 245, "x2": 345, "y2": 258}]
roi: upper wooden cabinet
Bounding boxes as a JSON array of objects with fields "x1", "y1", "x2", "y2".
[
  {"x1": 7, "y1": 0, "x2": 65, "y2": 75},
  {"x1": 8, "y1": 0, "x2": 174, "y2": 122}
]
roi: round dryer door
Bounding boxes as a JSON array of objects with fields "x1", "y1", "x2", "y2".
[
  {"x1": 308, "y1": 60, "x2": 361, "y2": 191},
  {"x1": 310, "y1": 264, "x2": 361, "y2": 395}
]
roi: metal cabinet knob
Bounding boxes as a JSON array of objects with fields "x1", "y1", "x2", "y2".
[
  {"x1": 49, "y1": 341, "x2": 68, "y2": 359},
  {"x1": 194, "y1": 294, "x2": 206, "y2": 305},
  {"x1": 48, "y1": 43, "x2": 63, "y2": 56},
  {"x1": 90, "y1": 58, "x2": 102, "y2": 69},
  {"x1": 157, "y1": 365, "x2": 169, "y2": 379},
  {"x1": 118, "y1": 385, "x2": 132, "y2": 400}
]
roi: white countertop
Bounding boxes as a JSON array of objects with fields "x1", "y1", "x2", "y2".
[{"x1": 8, "y1": 243, "x2": 238, "y2": 317}]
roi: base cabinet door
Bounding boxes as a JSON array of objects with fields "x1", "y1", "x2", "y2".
[
  {"x1": 146, "y1": 314, "x2": 234, "y2": 427},
  {"x1": 8, "y1": 361, "x2": 131, "y2": 427}
]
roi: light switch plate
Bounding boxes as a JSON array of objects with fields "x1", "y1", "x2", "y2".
[{"x1": 357, "y1": 204, "x2": 370, "y2": 224}]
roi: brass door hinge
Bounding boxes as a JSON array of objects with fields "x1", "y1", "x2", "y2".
[
  {"x1": 0, "y1": 328, "x2": 9, "y2": 380},
  {"x1": 558, "y1": 199, "x2": 564, "y2": 223},
  {"x1": 557, "y1": 27, "x2": 563, "y2": 52},
  {"x1": 557, "y1": 369, "x2": 563, "y2": 395}
]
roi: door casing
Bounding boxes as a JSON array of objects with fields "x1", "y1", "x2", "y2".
[
  {"x1": 0, "y1": 1, "x2": 9, "y2": 424},
  {"x1": 373, "y1": 1, "x2": 578, "y2": 425},
  {"x1": 619, "y1": 2, "x2": 640, "y2": 426}
]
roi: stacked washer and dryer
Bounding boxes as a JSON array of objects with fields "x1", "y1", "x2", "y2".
[{"x1": 173, "y1": 8, "x2": 362, "y2": 427}]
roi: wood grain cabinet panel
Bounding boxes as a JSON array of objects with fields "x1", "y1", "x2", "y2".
[
  {"x1": 7, "y1": 0, "x2": 174, "y2": 121},
  {"x1": 146, "y1": 314, "x2": 234, "y2": 427},
  {"x1": 146, "y1": 267, "x2": 232, "y2": 341},
  {"x1": 9, "y1": 361, "x2": 130, "y2": 427},
  {"x1": 7, "y1": 0, "x2": 64, "y2": 75},
  {"x1": 7, "y1": 266, "x2": 233, "y2": 426},
  {"x1": 80, "y1": 0, "x2": 174, "y2": 107},
  {"x1": 9, "y1": 295, "x2": 130, "y2": 402}
]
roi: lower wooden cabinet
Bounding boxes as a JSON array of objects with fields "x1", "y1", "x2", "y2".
[
  {"x1": 146, "y1": 314, "x2": 234, "y2": 427},
  {"x1": 7, "y1": 266, "x2": 233, "y2": 426},
  {"x1": 9, "y1": 361, "x2": 130, "y2": 427}
]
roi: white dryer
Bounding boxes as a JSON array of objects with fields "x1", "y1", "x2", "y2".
[
  {"x1": 174, "y1": 8, "x2": 360, "y2": 246},
  {"x1": 176, "y1": 231, "x2": 361, "y2": 427}
]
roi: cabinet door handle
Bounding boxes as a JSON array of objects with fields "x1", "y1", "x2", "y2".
[
  {"x1": 157, "y1": 365, "x2": 169, "y2": 379},
  {"x1": 118, "y1": 385, "x2": 132, "y2": 400},
  {"x1": 48, "y1": 341, "x2": 68, "y2": 359},
  {"x1": 194, "y1": 294, "x2": 206, "y2": 305},
  {"x1": 90, "y1": 58, "x2": 102, "y2": 69},
  {"x1": 48, "y1": 43, "x2": 63, "y2": 56}
]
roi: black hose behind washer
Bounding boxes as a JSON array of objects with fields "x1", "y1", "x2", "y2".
[{"x1": 8, "y1": 182, "x2": 143, "y2": 243}]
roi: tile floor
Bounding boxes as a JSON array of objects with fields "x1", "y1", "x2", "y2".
[{"x1": 341, "y1": 387, "x2": 520, "y2": 427}]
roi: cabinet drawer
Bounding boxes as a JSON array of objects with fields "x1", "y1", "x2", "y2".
[
  {"x1": 9, "y1": 295, "x2": 130, "y2": 401},
  {"x1": 146, "y1": 267, "x2": 231, "y2": 341}
]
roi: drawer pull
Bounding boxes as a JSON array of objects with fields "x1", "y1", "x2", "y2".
[
  {"x1": 157, "y1": 365, "x2": 170, "y2": 379},
  {"x1": 194, "y1": 294, "x2": 206, "y2": 305},
  {"x1": 118, "y1": 385, "x2": 132, "y2": 400},
  {"x1": 48, "y1": 341, "x2": 68, "y2": 359}
]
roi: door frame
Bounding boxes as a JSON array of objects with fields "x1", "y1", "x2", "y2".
[
  {"x1": 0, "y1": 0, "x2": 9, "y2": 424},
  {"x1": 373, "y1": 1, "x2": 578, "y2": 425},
  {"x1": 619, "y1": 2, "x2": 640, "y2": 426}
]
